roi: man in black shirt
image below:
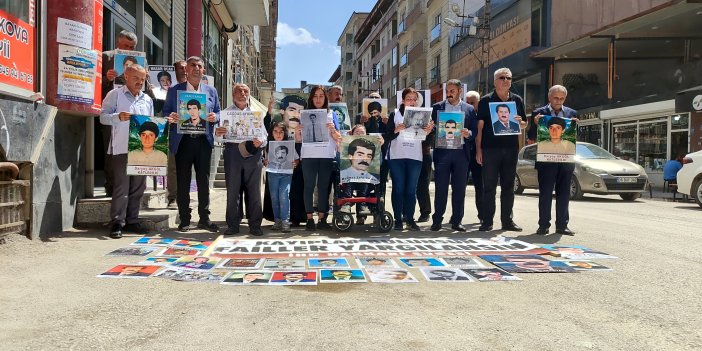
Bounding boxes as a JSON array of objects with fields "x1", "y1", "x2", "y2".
[{"x1": 475, "y1": 68, "x2": 527, "y2": 232}]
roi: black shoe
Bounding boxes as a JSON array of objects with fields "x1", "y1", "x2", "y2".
[
  {"x1": 430, "y1": 223, "x2": 442, "y2": 231},
  {"x1": 290, "y1": 222, "x2": 301, "y2": 228},
  {"x1": 225, "y1": 226, "x2": 240, "y2": 236},
  {"x1": 317, "y1": 220, "x2": 331, "y2": 230},
  {"x1": 123, "y1": 222, "x2": 149, "y2": 234},
  {"x1": 478, "y1": 224, "x2": 493, "y2": 232},
  {"x1": 417, "y1": 215, "x2": 430, "y2": 223},
  {"x1": 394, "y1": 221, "x2": 403, "y2": 231},
  {"x1": 109, "y1": 224, "x2": 123, "y2": 239},
  {"x1": 502, "y1": 221, "x2": 523, "y2": 232},
  {"x1": 249, "y1": 227, "x2": 264, "y2": 236},
  {"x1": 305, "y1": 219, "x2": 316, "y2": 231},
  {"x1": 407, "y1": 221, "x2": 420, "y2": 231},
  {"x1": 178, "y1": 223, "x2": 191, "y2": 232},
  {"x1": 197, "y1": 221, "x2": 219, "y2": 232},
  {"x1": 167, "y1": 199, "x2": 178, "y2": 210},
  {"x1": 451, "y1": 223, "x2": 466, "y2": 232},
  {"x1": 536, "y1": 226, "x2": 549, "y2": 235},
  {"x1": 556, "y1": 227, "x2": 575, "y2": 236}
]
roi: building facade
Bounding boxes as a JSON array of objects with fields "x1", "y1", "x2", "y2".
[
  {"x1": 335, "y1": 12, "x2": 369, "y2": 117},
  {"x1": 0, "y1": 0, "x2": 272, "y2": 238}
]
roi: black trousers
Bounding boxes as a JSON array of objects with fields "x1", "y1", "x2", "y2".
[
  {"x1": 378, "y1": 158, "x2": 390, "y2": 197},
  {"x1": 432, "y1": 150, "x2": 468, "y2": 225},
  {"x1": 537, "y1": 162, "x2": 575, "y2": 229},
  {"x1": 468, "y1": 148, "x2": 484, "y2": 222},
  {"x1": 481, "y1": 147, "x2": 518, "y2": 226},
  {"x1": 175, "y1": 136, "x2": 212, "y2": 225},
  {"x1": 416, "y1": 153, "x2": 432, "y2": 217},
  {"x1": 101, "y1": 124, "x2": 114, "y2": 195},
  {"x1": 224, "y1": 144, "x2": 263, "y2": 230}
]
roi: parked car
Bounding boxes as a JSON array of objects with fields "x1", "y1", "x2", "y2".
[
  {"x1": 515, "y1": 142, "x2": 649, "y2": 201},
  {"x1": 676, "y1": 150, "x2": 702, "y2": 207}
]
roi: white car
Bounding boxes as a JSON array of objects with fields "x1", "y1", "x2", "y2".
[{"x1": 677, "y1": 150, "x2": 702, "y2": 207}]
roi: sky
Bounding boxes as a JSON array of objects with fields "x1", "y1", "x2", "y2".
[{"x1": 275, "y1": 0, "x2": 377, "y2": 91}]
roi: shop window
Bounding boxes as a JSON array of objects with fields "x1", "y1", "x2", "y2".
[
  {"x1": 612, "y1": 124, "x2": 637, "y2": 162},
  {"x1": 638, "y1": 120, "x2": 667, "y2": 172},
  {"x1": 577, "y1": 125, "x2": 602, "y2": 147}
]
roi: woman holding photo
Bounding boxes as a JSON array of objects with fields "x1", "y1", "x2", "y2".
[
  {"x1": 384, "y1": 88, "x2": 434, "y2": 231},
  {"x1": 295, "y1": 86, "x2": 342, "y2": 231},
  {"x1": 263, "y1": 122, "x2": 298, "y2": 233}
]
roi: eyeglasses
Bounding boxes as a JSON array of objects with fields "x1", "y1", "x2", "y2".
[{"x1": 497, "y1": 76, "x2": 512, "y2": 81}]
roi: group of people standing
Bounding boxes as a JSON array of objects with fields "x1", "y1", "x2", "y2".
[{"x1": 100, "y1": 31, "x2": 577, "y2": 239}]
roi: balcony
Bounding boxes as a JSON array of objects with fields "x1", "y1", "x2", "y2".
[
  {"x1": 224, "y1": 0, "x2": 270, "y2": 25},
  {"x1": 405, "y1": 4, "x2": 426, "y2": 29},
  {"x1": 430, "y1": 23, "x2": 441, "y2": 42}
]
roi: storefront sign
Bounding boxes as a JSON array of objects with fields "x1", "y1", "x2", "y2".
[
  {"x1": 0, "y1": 9, "x2": 35, "y2": 92},
  {"x1": 57, "y1": 44, "x2": 98, "y2": 105},
  {"x1": 57, "y1": 17, "x2": 92, "y2": 50}
]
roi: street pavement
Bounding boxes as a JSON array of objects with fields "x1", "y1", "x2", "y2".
[{"x1": 1, "y1": 184, "x2": 700, "y2": 350}]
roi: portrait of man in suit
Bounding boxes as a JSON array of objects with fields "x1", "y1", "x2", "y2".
[
  {"x1": 302, "y1": 111, "x2": 327, "y2": 143},
  {"x1": 492, "y1": 103, "x2": 520, "y2": 134}
]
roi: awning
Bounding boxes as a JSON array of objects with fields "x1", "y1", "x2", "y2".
[{"x1": 249, "y1": 95, "x2": 268, "y2": 114}]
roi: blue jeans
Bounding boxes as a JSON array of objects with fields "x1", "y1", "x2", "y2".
[
  {"x1": 389, "y1": 159, "x2": 422, "y2": 223},
  {"x1": 267, "y1": 172, "x2": 292, "y2": 221}
]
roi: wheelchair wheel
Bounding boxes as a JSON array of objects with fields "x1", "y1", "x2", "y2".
[
  {"x1": 376, "y1": 211, "x2": 394, "y2": 233},
  {"x1": 333, "y1": 213, "x2": 354, "y2": 232}
]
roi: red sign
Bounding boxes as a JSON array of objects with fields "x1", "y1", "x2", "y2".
[{"x1": 0, "y1": 9, "x2": 35, "y2": 92}]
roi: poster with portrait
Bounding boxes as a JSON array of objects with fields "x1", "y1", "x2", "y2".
[
  {"x1": 536, "y1": 115, "x2": 577, "y2": 163},
  {"x1": 365, "y1": 268, "x2": 418, "y2": 283},
  {"x1": 262, "y1": 259, "x2": 306, "y2": 270},
  {"x1": 329, "y1": 103, "x2": 351, "y2": 131},
  {"x1": 300, "y1": 109, "x2": 329, "y2": 144},
  {"x1": 271, "y1": 93, "x2": 308, "y2": 138},
  {"x1": 139, "y1": 257, "x2": 179, "y2": 266},
  {"x1": 219, "y1": 110, "x2": 266, "y2": 143},
  {"x1": 399, "y1": 257, "x2": 446, "y2": 268},
  {"x1": 319, "y1": 269, "x2": 366, "y2": 283},
  {"x1": 420, "y1": 268, "x2": 475, "y2": 282},
  {"x1": 112, "y1": 49, "x2": 146, "y2": 90},
  {"x1": 361, "y1": 98, "x2": 388, "y2": 122},
  {"x1": 170, "y1": 256, "x2": 220, "y2": 270},
  {"x1": 127, "y1": 115, "x2": 168, "y2": 176},
  {"x1": 540, "y1": 245, "x2": 618, "y2": 260},
  {"x1": 215, "y1": 258, "x2": 264, "y2": 270},
  {"x1": 436, "y1": 111, "x2": 464, "y2": 149},
  {"x1": 154, "y1": 268, "x2": 229, "y2": 283},
  {"x1": 220, "y1": 271, "x2": 273, "y2": 285},
  {"x1": 269, "y1": 271, "x2": 318, "y2": 285},
  {"x1": 97, "y1": 265, "x2": 161, "y2": 278},
  {"x1": 400, "y1": 107, "x2": 433, "y2": 141},
  {"x1": 130, "y1": 237, "x2": 176, "y2": 246},
  {"x1": 148, "y1": 65, "x2": 175, "y2": 100},
  {"x1": 479, "y1": 255, "x2": 576, "y2": 273},
  {"x1": 308, "y1": 258, "x2": 351, "y2": 269},
  {"x1": 171, "y1": 240, "x2": 213, "y2": 251},
  {"x1": 266, "y1": 140, "x2": 295, "y2": 174},
  {"x1": 355, "y1": 257, "x2": 399, "y2": 268},
  {"x1": 561, "y1": 261, "x2": 612, "y2": 271},
  {"x1": 461, "y1": 268, "x2": 522, "y2": 281},
  {"x1": 339, "y1": 136, "x2": 381, "y2": 185},
  {"x1": 105, "y1": 247, "x2": 157, "y2": 256},
  {"x1": 441, "y1": 256, "x2": 487, "y2": 268},
  {"x1": 488, "y1": 101, "x2": 520, "y2": 135},
  {"x1": 396, "y1": 89, "x2": 431, "y2": 108},
  {"x1": 157, "y1": 247, "x2": 203, "y2": 258},
  {"x1": 177, "y1": 91, "x2": 208, "y2": 134}
]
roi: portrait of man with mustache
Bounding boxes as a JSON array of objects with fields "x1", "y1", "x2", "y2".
[{"x1": 340, "y1": 137, "x2": 379, "y2": 184}]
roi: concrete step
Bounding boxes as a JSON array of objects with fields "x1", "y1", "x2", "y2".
[
  {"x1": 215, "y1": 173, "x2": 226, "y2": 181},
  {"x1": 217, "y1": 166, "x2": 225, "y2": 173},
  {"x1": 218, "y1": 159, "x2": 225, "y2": 167},
  {"x1": 213, "y1": 180, "x2": 226, "y2": 188},
  {"x1": 75, "y1": 208, "x2": 177, "y2": 232},
  {"x1": 75, "y1": 190, "x2": 171, "y2": 227}
]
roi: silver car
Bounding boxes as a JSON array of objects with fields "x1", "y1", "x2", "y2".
[{"x1": 515, "y1": 142, "x2": 649, "y2": 201}]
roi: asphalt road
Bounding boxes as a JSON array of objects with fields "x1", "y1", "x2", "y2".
[{"x1": 1, "y1": 187, "x2": 700, "y2": 350}]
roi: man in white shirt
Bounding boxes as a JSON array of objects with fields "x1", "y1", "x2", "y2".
[{"x1": 100, "y1": 64, "x2": 154, "y2": 238}]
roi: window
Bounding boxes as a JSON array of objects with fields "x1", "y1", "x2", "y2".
[
  {"x1": 430, "y1": 55, "x2": 440, "y2": 81},
  {"x1": 392, "y1": 77, "x2": 397, "y2": 95},
  {"x1": 400, "y1": 45, "x2": 408, "y2": 67},
  {"x1": 392, "y1": 47, "x2": 398, "y2": 66},
  {"x1": 346, "y1": 33, "x2": 353, "y2": 46},
  {"x1": 431, "y1": 23, "x2": 441, "y2": 42},
  {"x1": 345, "y1": 72, "x2": 352, "y2": 81}
]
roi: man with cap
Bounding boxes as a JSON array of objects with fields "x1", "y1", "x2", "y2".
[
  {"x1": 100, "y1": 64, "x2": 154, "y2": 238},
  {"x1": 164, "y1": 56, "x2": 220, "y2": 233},
  {"x1": 527, "y1": 84, "x2": 578, "y2": 236},
  {"x1": 128, "y1": 121, "x2": 168, "y2": 167},
  {"x1": 215, "y1": 83, "x2": 267, "y2": 236}
]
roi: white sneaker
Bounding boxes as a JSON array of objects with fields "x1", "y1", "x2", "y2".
[
  {"x1": 358, "y1": 204, "x2": 371, "y2": 215},
  {"x1": 340, "y1": 203, "x2": 353, "y2": 213}
]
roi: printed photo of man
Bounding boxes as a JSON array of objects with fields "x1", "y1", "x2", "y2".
[
  {"x1": 128, "y1": 121, "x2": 168, "y2": 167},
  {"x1": 492, "y1": 103, "x2": 520, "y2": 134},
  {"x1": 340, "y1": 137, "x2": 379, "y2": 184}
]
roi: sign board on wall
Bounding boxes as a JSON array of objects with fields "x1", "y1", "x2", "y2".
[{"x1": 0, "y1": 8, "x2": 36, "y2": 94}]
